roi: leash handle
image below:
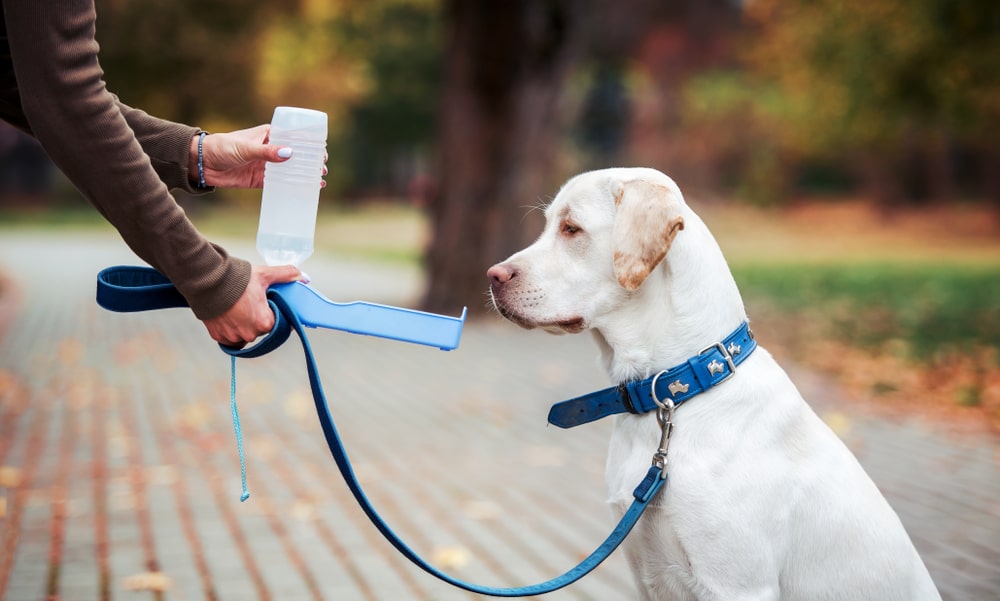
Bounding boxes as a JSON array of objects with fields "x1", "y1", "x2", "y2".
[{"x1": 97, "y1": 266, "x2": 189, "y2": 312}]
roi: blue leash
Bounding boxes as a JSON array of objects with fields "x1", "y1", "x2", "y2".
[{"x1": 96, "y1": 266, "x2": 668, "y2": 597}]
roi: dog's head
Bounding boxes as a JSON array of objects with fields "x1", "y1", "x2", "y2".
[{"x1": 488, "y1": 168, "x2": 686, "y2": 335}]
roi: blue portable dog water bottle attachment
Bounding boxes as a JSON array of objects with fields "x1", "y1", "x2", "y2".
[{"x1": 271, "y1": 281, "x2": 466, "y2": 350}]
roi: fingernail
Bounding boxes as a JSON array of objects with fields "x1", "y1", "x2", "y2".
[
  {"x1": 298, "y1": 271, "x2": 311, "y2": 284},
  {"x1": 277, "y1": 147, "x2": 293, "y2": 159}
]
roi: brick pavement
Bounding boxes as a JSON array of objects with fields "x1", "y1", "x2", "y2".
[{"x1": 1, "y1": 230, "x2": 998, "y2": 601}]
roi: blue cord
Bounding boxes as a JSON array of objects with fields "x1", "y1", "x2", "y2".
[{"x1": 230, "y1": 355, "x2": 250, "y2": 502}]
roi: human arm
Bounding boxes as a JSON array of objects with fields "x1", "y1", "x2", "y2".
[
  {"x1": 115, "y1": 104, "x2": 298, "y2": 191},
  {"x1": 1, "y1": 0, "x2": 300, "y2": 331}
]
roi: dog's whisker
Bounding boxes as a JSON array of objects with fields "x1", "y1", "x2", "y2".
[{"x1": 519, "y1": 198, "x2": 552, "y2": 224}]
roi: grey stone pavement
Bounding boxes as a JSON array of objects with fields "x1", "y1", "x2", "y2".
[{"x1": 0, "y1": 229, "x2": 998, "y2": 601}]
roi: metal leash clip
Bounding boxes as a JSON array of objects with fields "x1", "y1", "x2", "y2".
[{"x1": 649, "y1": 371, "x2": 676, "y2": 479}]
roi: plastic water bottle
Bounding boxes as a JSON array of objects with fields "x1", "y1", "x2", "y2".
[{"x1": 257, "y1": 106, "x2": 328, "y2": 267}]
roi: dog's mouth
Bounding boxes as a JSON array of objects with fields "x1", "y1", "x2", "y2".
[
  {"x1": 550, "y1": 317, "x2": 585, "y2": 333},
  {"x1": 491, "y1": 299, "x2": 536, "y2": 329},
  {"x1": 491, "y1": 298, "x2": 586, "y2": 334},
  {"x1": 489, "y1": 285, "x2": 587, "y2": 334}
]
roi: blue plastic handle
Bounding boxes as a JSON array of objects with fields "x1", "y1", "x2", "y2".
[{"x1": 271, "y1": 281, "x2": 466, "y2": 351}]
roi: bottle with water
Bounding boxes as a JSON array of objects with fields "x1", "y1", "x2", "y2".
[{"x1": 257, "y1": 106, "x2": 328, "y2": 267}]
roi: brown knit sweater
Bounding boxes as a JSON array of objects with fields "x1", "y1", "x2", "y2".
[{"x1": 0, "y1": 0, "x2": 250, "y2": 319}]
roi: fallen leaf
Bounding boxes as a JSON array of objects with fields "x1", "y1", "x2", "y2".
[
  {"x1": 57, "y1": 338, "x2": 83, "y2": 364},
  {"x1": 146, "y1": 465, "x2": 178, "y2": 486},
  {"x1": 284, "y1": 389, "x2": 313, "y2": 419},
  {"x1": 462, "y1": 499, "x2": 502, "y2": 521},
  {"x1": 177, "y1": 403, "x2": 214, "y2": 431},
  {"x1": 290, "y1": 500, "x2": 316, "y2": 521},
  {"x1": 432, "y1": 546, "x2": 471, "y2": 570},
  {"x1": 0, "y1": 466, "x2": 22, "y2": 487},
  {"x1": 122, "y1": 571, "x2": 171, "y2": 592}
]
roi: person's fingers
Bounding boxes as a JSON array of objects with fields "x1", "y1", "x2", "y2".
[
  {"x1": 205, "y1": 322, "x2": 245, "y2": 347},
  {"x1": 254, "y1": 308, "x2": 275, "y2": 336},
  {"x1": 260, "y1": 264, "x2": 303, "y2": 285},
  {"x1": 241, "y1": 142, "x2": 291, "y2": 163}
]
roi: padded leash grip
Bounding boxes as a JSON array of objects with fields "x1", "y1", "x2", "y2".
[
  {"x1": 97, "y1": 265, "x2": 290, "y2": 358},
  {"x1": 97, "y1": 266, "x2": 189, "y2": 312}
]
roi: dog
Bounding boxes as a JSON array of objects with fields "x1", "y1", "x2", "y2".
[{"x1": 487, "y1": 168, "x2": 940, "y2": 600}]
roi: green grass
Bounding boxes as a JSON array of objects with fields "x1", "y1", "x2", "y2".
[{"x1": 734, "y1": 263, "x2": 1000, "y2": 362}]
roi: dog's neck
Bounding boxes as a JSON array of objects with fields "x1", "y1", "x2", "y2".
[{"x1": 593, "y1": 209, "x2": 748, "y2": 384}]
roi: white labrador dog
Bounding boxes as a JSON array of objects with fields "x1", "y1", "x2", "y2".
[{"x1": 487, "y1": 168, "x2": 940, "y2": 600}]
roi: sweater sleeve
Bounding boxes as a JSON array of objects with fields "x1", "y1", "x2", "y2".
[
  {"x1": 2, "y1": 0, "x2": 249, "y2": 319},
  {"x1": 113, "y1": 98, "x2": 211, "y2": 194}
]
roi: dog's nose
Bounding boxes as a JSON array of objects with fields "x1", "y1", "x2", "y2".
[{"x1": 487, "y1": 263, "x2": 517, "y2": 285}]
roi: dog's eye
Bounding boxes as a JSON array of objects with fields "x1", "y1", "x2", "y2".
[{"x1": 562, "y1": 222, "x2": 582, "y2": 236}]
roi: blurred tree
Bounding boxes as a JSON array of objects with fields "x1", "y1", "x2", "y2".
[
  {"x1": 255, "y1": 2, "x2": 371, "y2": 121},
  {"x1": 96, "y1": 0, "x2": 443, "y2": 196},
  {"x1": 744, "y1": 0, "x2": 1000, "y2": 206},
  {"x1": 421, "y1": 0, "x2": 590, "y2": 315},
  {"x1": 575, "y1": 61, "x2": 631, "y2": 168},
  {"x1": 338, "y1": 0, "x2": 444, "y2": 195},
  {"x1": 95, "y1": 0, "x2": 283, "y2": 126},
  {"x1": 621, "y1": 0, "x2": 744, "y2": 194},
  {"x1": 570, "y1": 0, "x2": 664, "y2": 169}
]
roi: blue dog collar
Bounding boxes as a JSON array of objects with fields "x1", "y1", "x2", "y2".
[{"x1": 548, "y1": 322, "x2": 756, "y2": 428}]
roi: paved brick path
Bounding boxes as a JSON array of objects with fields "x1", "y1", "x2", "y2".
[{"x1": 1, "y1": 230, "x2": 997, "y2": 601}]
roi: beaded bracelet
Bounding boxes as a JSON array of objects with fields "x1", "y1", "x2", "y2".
[{"x1": 197, "y1": 132, "x2": 208, "y2": 189}]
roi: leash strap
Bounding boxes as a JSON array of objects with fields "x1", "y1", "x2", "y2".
[{"x1": 96, "y1": 266, "x2": 668, "y2": 597}]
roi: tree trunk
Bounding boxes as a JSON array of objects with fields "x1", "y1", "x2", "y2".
[{"x1": 421, "y1": 0, "x2": 588, "y2": 316}]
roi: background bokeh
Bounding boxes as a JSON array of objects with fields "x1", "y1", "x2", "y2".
[
  {"x1": 3, "y1": 0, "x2": 997, "y2": 204},
  {"x1": 1, "y1": 0, "x2": 998, "y2": 425}
]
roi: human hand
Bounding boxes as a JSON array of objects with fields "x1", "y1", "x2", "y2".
[
  {"x1": 202, "y1": 264, "x2": 306, "y2": 346},
  {"x1": 190, "y1": 125, "x2": 328, "y2": 189}
]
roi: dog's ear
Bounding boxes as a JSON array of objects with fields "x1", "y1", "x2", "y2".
[{"x1": 612, "y1": 179, "x2": 685, "y2": 291}]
